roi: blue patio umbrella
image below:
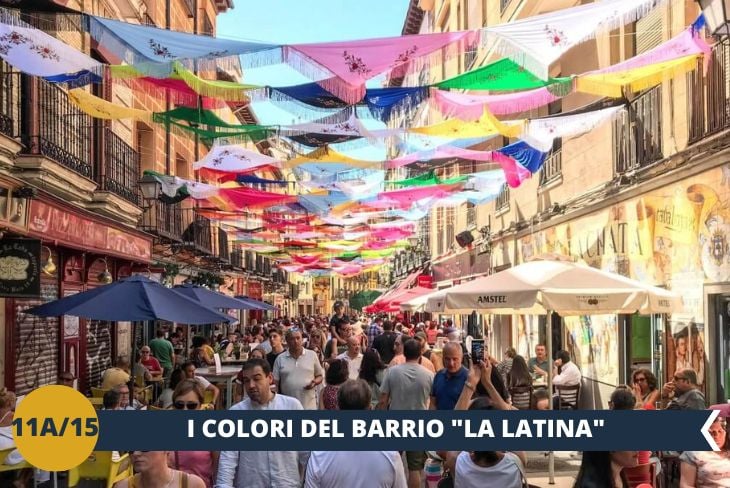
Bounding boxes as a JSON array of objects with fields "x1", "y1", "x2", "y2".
[
  {"x1": 235, "y1": 296, "x2": 277, "y2": 311},
  {"x1": 26, "y1": 275, "x2": 233, "y2": 324},
  {"x1": 174, "y1": 284, "x2": 261, "y2": 310}
]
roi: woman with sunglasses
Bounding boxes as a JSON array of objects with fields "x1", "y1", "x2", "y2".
[
  {"x1": 631, "y1": 368, "x2": 660, "y2": 409},
  {"x1": 680, "y1": 409, "x2": 730, "y2": 487},
  {"x1": 168, "y1": 380, "x2": 218, "y2": 488}
]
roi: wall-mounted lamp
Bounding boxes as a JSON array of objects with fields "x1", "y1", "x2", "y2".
[
  {"x1": 139, "y1": 173, "x2": 162, "y2": 204},
  {"x1": 98, "y1": 258, "x2": 113, "y2": 284},
  {"x1": 41, "y1": 246, "x2": 56, "y2": 276}
]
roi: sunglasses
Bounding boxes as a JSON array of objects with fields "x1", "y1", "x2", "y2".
[
  {"x1": 173, "y1": 401, "x2": 200, "y2": 410},
  {"x1": 634, "y1": 377, "x2": 647, "y2": 382},
  {"x1": 673, "y1": 376, "x2": 687, "y2": 382}
]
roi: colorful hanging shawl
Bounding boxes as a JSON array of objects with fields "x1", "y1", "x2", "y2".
[
  {"x1": 87, "y1": 16, "x2": 282, "y2": 75},
  {"x1": 111, "y1": 63, "x2": 260, "y2": 101},
  {"x1": 0, "y1": 13, "x2": 102, "y2": 84},
  {"x1": 68, "y1": 89, "x2": 152, "y2": 123},
  {"x1": 432, "y1": 84, "x2": 570, "y2": 119},
  {"x1": 194, "y1": 144, "x2": 281, "y2": 172},
  {"x1": 286, "y1": 30, "x2": 479, "y2": 103},
  {"x1": 236, "y1": 174, "x2": 288, "y2": 186},
  {"x1": 375, "y1": 183, "x2": 464, "y2": 209},
  {"x1": 521, "y1": 105, "x2": 624, "y2": 152},
  {"x1": 497, "y1": 141, "x2": 547, "y2": 174},
  {"x1": 269, "y1": 83, "x2": 430, "y2": 122},
  {"x1": 576, "y1": 55, "x2": 701, "y2": 98},
  {"x1": 435, "y1": 58, "x2": 571, "y2": 91},
  {"x1": 484, "y1": 0, "x2": 666, "y2": 80},
  {"x1": 298, "y1": 192, "x2": 352, "y2": 215},
  {"x1": 284, "y1": 147, "x2": 381, "y2": 170},
  {"x1": 281, "y1": 111, "x2": 366, "y2": 147},
  {"x1": 409, "y1": 109, "x2": 523, "y2": 138},
  {"x1": 206, "y1": 187, "x2": 297, "y2": 210}
]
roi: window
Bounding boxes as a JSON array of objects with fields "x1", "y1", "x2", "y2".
[
  {"x1": 201, "y1": 13, "x2": 214, "y2": 36},
  {"x1": 687, "y1": 39, "x2": 730, "y2": 142},
  {"x1": 495, "y1": 184, "x2": 510, "y2": 211}
]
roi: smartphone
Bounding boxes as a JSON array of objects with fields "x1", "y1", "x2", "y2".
[{"x1": 471, "y1": 340, "x2": 484, "y2": 363}]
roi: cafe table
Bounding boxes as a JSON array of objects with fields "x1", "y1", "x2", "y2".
[{"x1": 196, "y1": 365, "x2": 242, "y2": 409}]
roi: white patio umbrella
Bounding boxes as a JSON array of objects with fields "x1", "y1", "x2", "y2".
[{"x1": 422, "y1": 255, "x2": 683, "y2": 483}]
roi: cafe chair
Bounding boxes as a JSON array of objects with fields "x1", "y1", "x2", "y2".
[
  {"x1": 623, "y1": 462, "x2": 656, "y2": 487},
  {"x1": 0, "y1": 447, "x2": 36, "y2": 487},
  {"x1": 68, "y1": 451, "x2": 132, "y2": 488},
  {"x1": 509, "y1": 386, "x2": 533, "y2": 410},
  {"x1": 555, "y1": 384, "x2": 581, "y2": 410}
]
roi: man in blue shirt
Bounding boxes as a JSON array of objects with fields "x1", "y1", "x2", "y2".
[{"x1": 430, "y1": 342, "x2": 468, "y2": 410}]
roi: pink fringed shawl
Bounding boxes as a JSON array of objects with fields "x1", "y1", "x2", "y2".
[
  {"x1": 286, "y1": 30, "x2": 480, "y2": 103},
  {"x1": 432, "y1": 86, "x2": 566, "y2": 120}
]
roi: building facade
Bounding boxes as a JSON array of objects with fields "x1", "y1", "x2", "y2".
[
  {"x1": 392, "y1": 0, "x2": 730, "y2": 405},
  {"x1": 0, "y1": 0, "x2": 261, "y2": 394}
]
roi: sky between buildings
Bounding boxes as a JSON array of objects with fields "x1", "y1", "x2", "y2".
[{"x1": 217, "y1": 1, "x2": 410, "y2": 159}]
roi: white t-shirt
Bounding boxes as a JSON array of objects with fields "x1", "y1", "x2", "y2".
[
  {"x1": 455, "y1": 451, "x2": 523, "y2": 488},
  {"x1": 195, "y1": 375, "x2": 212, "y2": 390},
  {"x1": 305, "y1": 451, "x2": 407, "y2": 488}
]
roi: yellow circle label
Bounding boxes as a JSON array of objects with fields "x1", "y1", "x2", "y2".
[{"x1": 12, "y1": 385, "x2": 99, "y2": 471}]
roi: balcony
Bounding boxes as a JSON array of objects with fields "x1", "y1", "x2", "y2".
[
  {"x1": 540, "y1": 146, "x2": 563, "y2": 186},
  {"x1": 98, "y1": 128, "x2": 140, "y2": 206},
  {"x1": 139, "y1": 203, "x2": 214, "y2": 256},
  {"x1": 0, "y1": 64, "x2": 20, "y2": 141},
  {"x1": 613, "y1": 86, "x2": 663, "y2": 174},
  {"x1": 688, "y1": 39, "x2": 730, "y2": 144},
  {"x1": 217, "y1": 226, "x2": 230, "y2": 264},
  {"x1": 15, "y1": 77, "x2": 97, "y2": 203}
]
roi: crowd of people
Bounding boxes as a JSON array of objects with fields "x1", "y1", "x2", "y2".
[{"x1": 0, "y1": 303, "x2": 729, "y2": 487}]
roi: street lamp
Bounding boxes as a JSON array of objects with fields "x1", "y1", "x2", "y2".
[
  {"x1": 698, "y1": 0, "x2": 730, "y2": 37},
  {"x1": 139, "y1": 173, "x2": 162, "y2": 202}
]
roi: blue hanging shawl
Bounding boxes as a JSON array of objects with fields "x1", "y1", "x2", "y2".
[
  {"x1": 497, "y1": 141, "x2": 547, "y2": 173},
  {"x1": 364, "y1": 87, "x2": 430, "y2": 121},
  {"x1": 87, "y1": 16, "x2": 282, "y2": 76},
  {"x1": 236, "y1": 174, "x2": 288, "y2": 186}
]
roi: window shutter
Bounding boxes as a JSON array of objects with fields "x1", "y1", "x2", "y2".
[{"x1": 636, "y1": 8, "x2": 663, "y2": 55}]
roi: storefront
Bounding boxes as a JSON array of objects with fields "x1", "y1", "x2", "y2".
[
  {"x1": 491, "y1": 164, "x2": 730, "y2": 403},
  {"x1": 3, "y1": 195, "x2": 152, "y2": 395}
]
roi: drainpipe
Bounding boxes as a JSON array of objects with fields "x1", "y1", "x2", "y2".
[{"x1": 165, "y1": 0, "x2": 171, "y2": 174}]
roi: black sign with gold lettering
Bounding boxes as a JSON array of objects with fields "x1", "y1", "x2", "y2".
[{"x1": 0, "y1": 238, "x2": 41, "y2": 297}]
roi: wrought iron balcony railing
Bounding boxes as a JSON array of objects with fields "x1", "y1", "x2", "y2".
[{"x1": 98, "y1": 127, "x2": 141, "y2": 205}]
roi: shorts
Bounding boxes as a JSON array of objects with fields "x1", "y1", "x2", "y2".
[{"x1": 406, "y1": 450, "x2": 426, "y2": 471}]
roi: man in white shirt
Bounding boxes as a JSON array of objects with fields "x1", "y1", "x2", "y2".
[
  {"x1": 216, "y1": 358, "x2": 308, "y2": 488},
  {"x1": 273, "y1": 329, "x2": 324, "y2": 409},
  {"x1": 305, "y1": 380, "x2": 407, "y2": 488},
  {"x1": 552, "y1": 350, "x2": 582, "y2": 386},
  {"x1": 552, "y1": 350, "x2": 582, "y2": 409},
  {"x1": 337, "y1": 336, "x2": 363, "y2": 380}
]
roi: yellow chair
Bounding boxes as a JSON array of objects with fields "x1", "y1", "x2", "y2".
[
  {"x1": 0, "y1": 447, "x2": 35, "y2": 486},
  {"x1": 91, "y1": 387, "x2": 109, "y2": 398},
  {"x1": 68, "y1": 451, "x2": 132, "y2": 488}
]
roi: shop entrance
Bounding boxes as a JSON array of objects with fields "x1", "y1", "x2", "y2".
[{"x1": 706, "y1": 286, "x2": 730, "y2": 403}]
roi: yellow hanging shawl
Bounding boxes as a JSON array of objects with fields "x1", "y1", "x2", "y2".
[
  {"x1": 408, "y1": 108, "x2": 524, "y2": 138},
  {"x1": 282, "y1": 147, "x2": 382, "y2": 170},
  {"x1": 110, "y1": 62, "x2": 259, "y2": 102},
  {"x1": 68, "y1": 89, "x2": 153, "y2": 123},
  {"x1": 576, "y1": 54, "x2": 701, "y2": 98}
]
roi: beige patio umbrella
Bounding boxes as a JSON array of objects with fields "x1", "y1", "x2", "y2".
[
  {"x1": 422, "y1": 255, "x2": 683, "y2": 482},
  {"x1": 424, "y1": 257, "x2": 682, "y2": 316}
]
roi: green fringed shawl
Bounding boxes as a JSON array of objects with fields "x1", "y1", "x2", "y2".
[
  {"x1": 390, "y1": 171, "x2": 469, "y2": 188},
  {"x1": 436, "y1": 58, "x2": 572, "y2": 92}
]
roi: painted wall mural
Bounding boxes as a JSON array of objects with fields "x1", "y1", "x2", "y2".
[{"x1": 513, "y1": 165, "x2": 730, "y2": 386}]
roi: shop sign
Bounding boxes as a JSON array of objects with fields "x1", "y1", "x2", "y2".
[
  {"x1": 28, "y1": 200, "x2": 152, "y2": 261},
  {"x1": 433, "y1": 248, "x2": 490, "y2": 283},
  {"x1": 0, "y1": 238, "x2": 41, "y2": 297},
  {"x1": 247, "y1": 281, "x2": 263, "y2": 299}
]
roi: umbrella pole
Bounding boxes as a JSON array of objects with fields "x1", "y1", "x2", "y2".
[{"x1": 546, "y1": 310, "x2": 555, "y2": 485}]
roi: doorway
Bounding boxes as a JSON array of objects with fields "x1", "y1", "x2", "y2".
[{"x1": 706, "y1": 286, "x2": 730, "y2": 403}]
